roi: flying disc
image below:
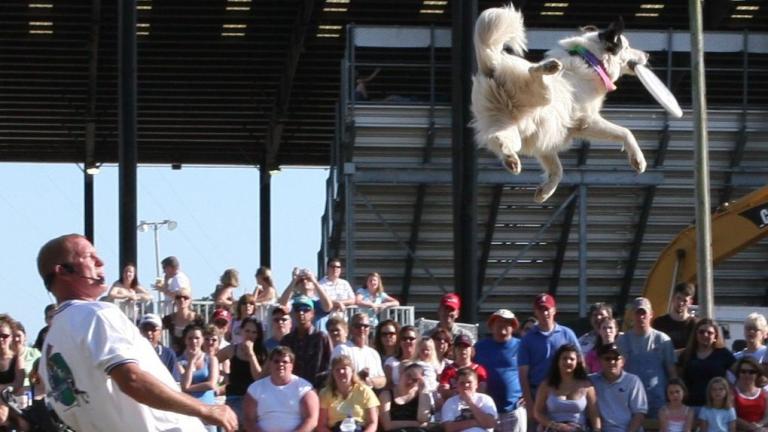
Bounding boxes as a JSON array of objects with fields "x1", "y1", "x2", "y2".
[{"x1": 635, "y1": 64, "x2": 683, "y2": 118}]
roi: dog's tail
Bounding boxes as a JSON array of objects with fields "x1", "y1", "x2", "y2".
[{"x1": 474, "y1": 4, "x2": 527, "y2": 76}]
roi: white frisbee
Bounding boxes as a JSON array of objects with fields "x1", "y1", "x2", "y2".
[{"x1": 635, "y1": 64, "x2": 683, "y2": 118}]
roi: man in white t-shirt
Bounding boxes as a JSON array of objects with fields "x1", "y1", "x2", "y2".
[
  {"x1": 316, "y1": 257, "x2": 355, "y2": 332},
  {"x1": 331, "y1": 313, "x2": 386, "y2": 389},
  {"x1": 243, "y1": 346, "x2": 318, "y2": 432},
  {"x1": 156, "y1": 255, "x2": 191, "y2": 301},
  {"x1": 36, "y1": 234, "x2": 237, "y2": 432},
  {"x1": 441, "y1": 367, "x2": 498, "y2": 432}
]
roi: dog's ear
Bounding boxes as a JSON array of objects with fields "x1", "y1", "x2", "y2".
[{"x1": 599, "y1": 17, "x2": 625, "y2": 54}]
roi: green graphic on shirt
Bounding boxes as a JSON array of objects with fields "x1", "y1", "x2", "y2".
[{"x1": 46, "y1": 351, "x2": 89, "y2": 409}]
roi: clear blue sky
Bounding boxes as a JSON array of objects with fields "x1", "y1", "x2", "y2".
[{"x1": 1, "y1": 163, "x2": 328, "y2": 339}]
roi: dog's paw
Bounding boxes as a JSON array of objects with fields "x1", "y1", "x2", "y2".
[
  {"x1": 530, "y1": 59, "x2": 562, "y2": 76},
  {"x1": 534, "y1": 183, "x2": 557, "y2": 203},
  {"x1": 629, "y1": 151, "x2": 647, "y2": 174},
  {"x1": 502, "y1": 154, "x2": 522, "y2": 175}
]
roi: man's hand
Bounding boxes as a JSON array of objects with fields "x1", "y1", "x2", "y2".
[{"x1": 202, "y1": 404, "x2": 238, "y2": 432}]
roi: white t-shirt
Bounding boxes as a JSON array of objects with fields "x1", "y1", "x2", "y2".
[
  {"x1": 332, "y1": 341, "x2": 385, "y2": 378},
  {"x1": 246, "y1": 375, "x2": 313, "y2": 432},
  {"x1": 40, "y1": 300, "x2": 206, "y2": 432},
  {"x1": 165, "y1": 271, "x2": 191, "y2": 300},
  {"x1": 318, "y1": 276, "x2": 354, "y2": 301},
  {"x1": 441, "y1": 392, "x2": 498, "y2": 432}
]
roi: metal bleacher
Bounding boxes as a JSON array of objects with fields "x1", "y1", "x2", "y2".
[{"x1": 320, "y1": 26, "x2": 768, "y2": 325}]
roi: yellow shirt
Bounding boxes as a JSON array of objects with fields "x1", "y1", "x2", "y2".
[{"x1": 319, "y1": 383, "x2": 380, "y2": 426}]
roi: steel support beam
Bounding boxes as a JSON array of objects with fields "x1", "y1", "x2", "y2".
[
  {"x1": 549, "y1": 141, "x2": 589, "y2": 295},
  {"x1": 259, "y1": 164, "x2": 271, "y2": 267},
  {"x1": 355, "y1": 169, "x2": 665, "y2": 186},
  {"x1": 578, "y1": 184, "x2": 588, "y2": 318},
  {"x1": 719, "y1": 33, "x2": 750, "y2": 205},
  {"x1": 264, "y1": 0, "x2": 315, "y2": 171},
  {"x1": 478, "y1": 185, "x2": 503, "y2": 294},
  {"x1": 452, "y1": 0, "x2": 478, "y2": 323},
  {"x1": 401, "y1": 185, "x2": 427, "y2": 304},
  {"x1": 344, "y1": 163, "x2": 356, "y2": 284},
  {"x1": 118, "y1": 0, "x2": 137, "y2": 269},
  {"x1": 84, "y1": 0, "x2": 101, "y2": 243}
]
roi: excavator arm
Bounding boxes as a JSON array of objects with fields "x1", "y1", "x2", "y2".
[{"x1": 640, "y1": 185, "x2": 768, "y2": 316}]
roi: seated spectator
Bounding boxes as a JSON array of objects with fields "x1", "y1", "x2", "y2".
[
  {"x1": 659, "y1": 378, "x2": 694, "y2": 432},
  {"x1": 732, "y1": 357, "x2": 768, "y2": 431},
  {"x1": 326, "y1": 315, "x2": 349, "y2": 348},
  {"x1": 589, "y1": 343, "x2": 647, "y2": 432},
  {"x1": 162, "y1": 286, "x2": 204, "y2": 354},
  {"x1": 698, "y1": 377, "x2": 737, "y2": 432},
  {"x1": 201, "y1": 324, "x2": 228, "y2": 402},
  {"x1": 374, "y1": 319, "x2": 400, "y2": 364},
  {"x1": 678, "y1": 318, "x2": 735, "y2": 410},
  {"x1": 107, "y1": 262, "x2": 152, "y2": 303},
  {"x1": 578, "y1": 302, "x2": 613, "y2": 353},
  {"x1": 413, "y1": 336, "x2": 441, "y2": 393},
  {"x1": 385, "y1": 325, "x2": 419, "y2": 387},
  {"x1": 178, "y1": 324, "x2": 219, "y2": 432},
  {"x1": 216, "y1": 316, "x2": 267, "y2": 426},
  {"x1": 139, "y1": 313, "x2": 180, "y2": 381},
  {"x1": 355, "y1": 272, "x2": 399, "y2": 328},
  {"x1": 379, "y1": 362, "x2": 433, "y2": 432},
  {"x1": 735, "y1": 313, "x2": 768, "y2": 364},
  {"x1": 0, "y1": 315, "x2": 23, "y2": 428},
  {"x1": 253, "y1": 266, "x2": 277, "y2": 305},
  {"x1": 280, "y1": 295, "x2": 333, "y2": 389},
  {"x1": 584, "y1": 317, "x2": 618, "y2": 374},
  {"x1": 439, "y1": 334, "x2": 487, "y2": 401},
  {"x1": 213, "y1": 268, "x2": 239, "y2": 310},
  {"x1": 440, "y1": 367, "x2": 498, "y2": 432},
  {"x1": 278, "y1": 268, "x2": 333, "y2": 328},
  {"x1": 264, "y1": 305, "x2": 291, "y2": 352},
  {"x1": 533, "y1": 344, "x2": 601, "y2": 432},
  {"x1": 318, "y1": 355, "x2": 380, "y2": 432},
  {"x1": 432, "y1": 328, "x2": 455, "y2": 368},
  {"x1": 231, "y1": 294, "x2": 257, "y2": 344},
  {"x1": 11, "y1": 321, "x2": 41, "y2": 393},
  {"x1": 331, "y1": 313, "x2": 386, "y2": 390},
  {"x1": 243, "y1": 346, "x2": 318, "y2": 432},
  {"x1": 212, "y1": 307, "x2": 233, "y2": 343}
]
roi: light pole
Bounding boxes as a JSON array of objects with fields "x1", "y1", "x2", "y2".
[{"x1": 137, "y1": 219, "x2": 178, "y2": 307}]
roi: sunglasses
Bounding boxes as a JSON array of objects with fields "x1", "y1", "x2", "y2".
[
  {"x1": 293, "y1": 306, "x2": 312, "y2": 313},
  {"x1": 0, "y1": 334, "x2": 10, "y2": 340},
  {"x1": 601, "y1": 355, "x2": 620, "y2": 362},
  {"x1": 354, "y1": 323, "x2": 371, "y2": 329},
  {"x1": 740, "y1": 369, "x2": 758, "y2": 375},
  {"x1": 175, "y1": 295, "x2": 190, "y2": 301}
]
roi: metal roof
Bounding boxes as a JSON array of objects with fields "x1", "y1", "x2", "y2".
[{"x1": 1, "y1": 0, "x2": 766, "y2": 167}]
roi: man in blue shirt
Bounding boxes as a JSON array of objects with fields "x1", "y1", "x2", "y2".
[
  {"x1": 475, "y1": 309, "x2": 525, "y2": 432},
  {"x1": 139, "y1": 313, "x2": 180, "y2": 381},
  {"x1": 589, "y1": 343, "x2": 647, "y2": 432},
  {"x1": 518, "y1": 293, "x2": 580, "y2": 426}
]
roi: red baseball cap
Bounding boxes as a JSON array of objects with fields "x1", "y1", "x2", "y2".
[
  {"x1": 533, "y1": 293, "x2": 556, "y2": 309},
  {"x1": 441, "y1": 293, "x2": 461, "y2": 310}
]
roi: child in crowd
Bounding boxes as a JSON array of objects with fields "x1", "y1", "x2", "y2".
[
  {"x1": 438, "y1": 334, "x2": 487, "y2": 401},
  {"x1": 659, "y1": 378, "x2": 694, "y2": 432},
  {"x1": 698, "y1": 377, "x2": 737, "y2": 432},
  {"x1": 413, "y1": 336, "x2": 441, "y2": 393}
]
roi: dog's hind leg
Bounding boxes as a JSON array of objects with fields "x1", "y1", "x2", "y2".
[
  {"x1": 575, "y1": 116, "x2": 647, "y2": 173},
  {"x1": 534, "y1": 152, "x2": 563, "y2": 203},
  {"x1": 485, "y1": 125, "x2": 523, "y2": 175}
]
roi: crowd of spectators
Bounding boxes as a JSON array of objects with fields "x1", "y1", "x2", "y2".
[{"x1": 6, "y1": 256, "x2": 768, "y2": 432}]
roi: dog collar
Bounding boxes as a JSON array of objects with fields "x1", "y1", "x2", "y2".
[{"x1": 569, "y1": 45, "x2": 617, "y2": 92}]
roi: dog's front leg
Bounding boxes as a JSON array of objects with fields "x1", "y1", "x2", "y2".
[{"x1": 574, "y1": 117, "x2": 647, "y2": 173}]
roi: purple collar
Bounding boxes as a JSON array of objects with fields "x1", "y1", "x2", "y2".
[{"x1": 569, "y1": 45, "x2": 617, "y2": 92}]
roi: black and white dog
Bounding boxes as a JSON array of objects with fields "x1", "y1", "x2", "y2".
[{"x1": 471, "y1": 4, "x2": 649, "y2": 202}]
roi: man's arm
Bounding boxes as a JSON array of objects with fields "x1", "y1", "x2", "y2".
[
  {"x1": 243, "y1": 393, "x2": 264, "y2": 432},
  {"x1": 295, "y1": 389, "x2": 319, "y2": 432},
  {"x1": 110, "y1": 362, "x2": 237, "y2": 431},
  {"x1": 628, "y1": 412, "x2": 645, "y2": 432},
  {"x1": 518, "y1": 364, "x2": 534, "y2": 417}
]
